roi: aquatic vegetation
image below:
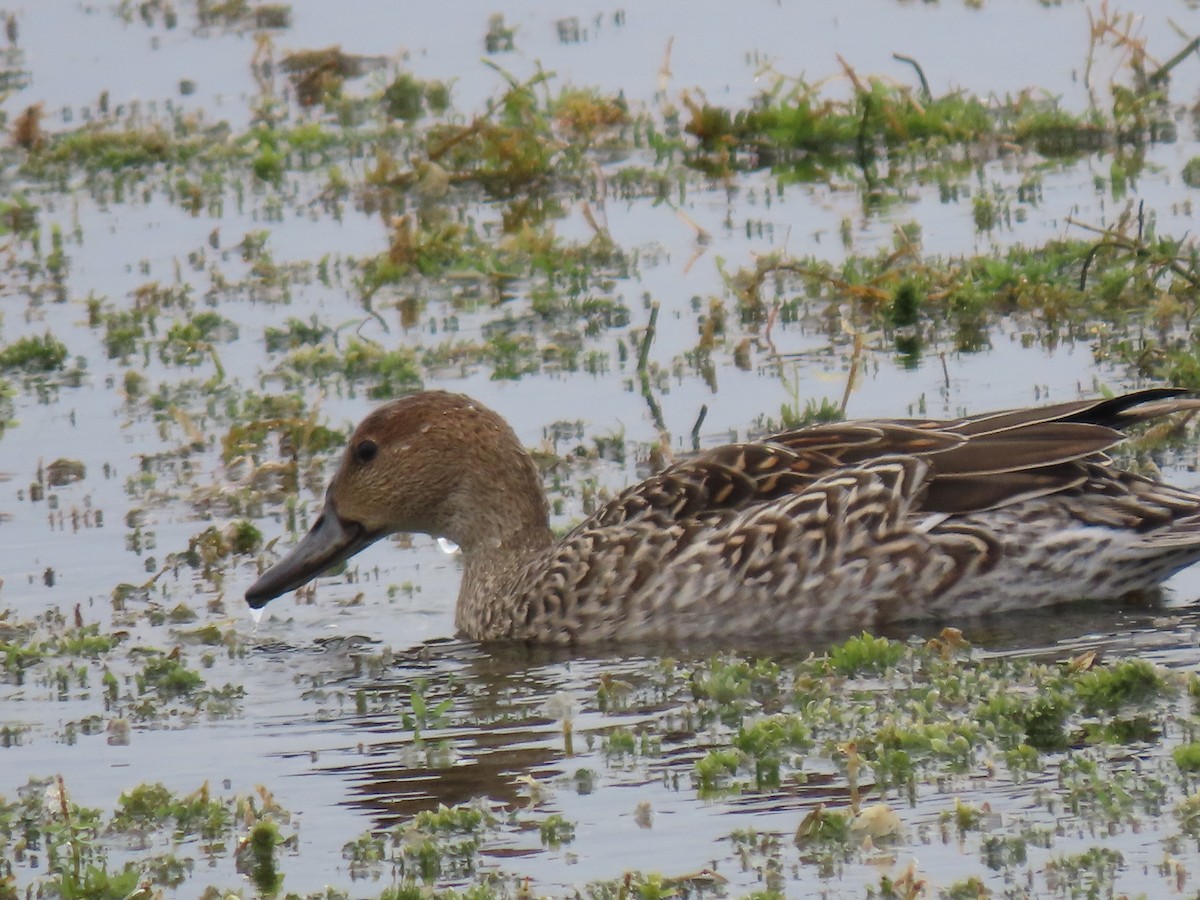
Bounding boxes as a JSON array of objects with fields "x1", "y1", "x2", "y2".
[
  {"x1": 280, "y1": 45, "x2": 388, "y2": 108},
  {"x1": 34, "y1": 125, "x2": 202, "y2": 171},
  {"x1": 0, "y1": 776, "x2": 292, "y2": 897},
  {"x1": 238, "y1": 818, "x2": 285, "y2": 894},
  {"x1": 274, "y1": 341, "x2": 420, "y2": 399},
  {"x1": 682, "y1": 36, "x2": 1177, "y2": 179},
  {"x1": 159, "y1": 311, "x2": 238, "y2": 367},
  {"x1": 715, "y1": 218, "x2": 1199, "y2": 382},
  {"x1": 826, "y1": 632, "x2": 906, "y2": 676},
  {"x1": 136, "y1": 655, "x2": 204, "y2": 698},
  {"x1": 5, "y1": 596, "x2": 1200, "y2": 896},
  {"x1": 263, "y1": 316, "x2": 333, "y2": 352},
  {"x1": 420, "y1": 73, "x2": 577, "y2": 194},
  {"x1": 0, "y1": 333, "x2": 67, "y2": 372},
  {"x1": 1075, "y1": 658, "x2": 1169, "y2": 713},
  {"x1": 381, "y1": 71, "x2": 452, "y2": 122}
]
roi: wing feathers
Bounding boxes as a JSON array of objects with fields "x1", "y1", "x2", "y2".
[{"x1": 587, "y1": 390, "x2": 1198, "y2": 531}]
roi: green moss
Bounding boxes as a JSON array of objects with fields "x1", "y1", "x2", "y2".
[
  {"x1": 537, "y1": 813, "x2": 575, "y2": 848},
  {"x1": 243, "y1": 819, "x2": 284, "y2": 894},
  {"x1": 0, "y1": 194, "x2": 37, "y2": 235},
  {"x1": 138, "y1": 656, "x2": 204, "y2": 699},
  {"x1": 101, "y1": 310, "x2": 148, "y2": 359},
  {"x1": 253, "y1": 144, "x2": 285, "y2": 183},
  {"x1": 379, "y1": 885, "x2": 426, "y2": 900},
  {"x1": 694, "y1": 748, "x2": 743, "y2": 794},
  {"x1": 889, "y1": 280, "x2": 922, "y2": 328},
  {"x1": 280, "y1": 340, "x2": 422, "y2": 397},
  {"x1": 1084, "y1": 715, "x2": 1160, "y2": 745},
  {"x1": 691, "y1": 656, "x2": 782, "y2": 710},
  {"x1": 159, "y1": 312, "x2": 237, "y2": 366},
  {"x1": 42, "y1": 126, "x2": 198, "y2": 170},
  {"x1": 1075, "y1": 659, "x2": 1168, "y2": 714},
  {"x1": 1022, "y1": 697, "x2": 1073, "y2": 751},
  {"x1": 732, "y1": 714, "x2": 813, "y2": 789},
  {"x1": 1044, "y1": 846, "x2": 1124, "y2": 893},
  {"x1": 1174, "y1": 743, "x2": 1200, "y2": 773},
  {"x1": 229, "y1": 520, "x2": 263, "y2": 554},
  {"x1": 52, "y1": 626, "x2": 116, "y2": 658},
  {"x1": 977, "y1": 689, "x2": 1072, "y2": 752},
  {"x1": 167, "y1": 603, "x2": 198, "y2": 624},
  {"x1": 382, "y1": 72, "x2": 445, "y2": 121},
  {"x1": 264, "y1": 316, "x2": 332, "y2": 352},
  {"x1": 122, "y1": 369, "x2": 146, "y2": 397},
  {"x1": 113, "y1": 783, "x2": 175, "y2": 829},
  {"x1": 0, "y1": 333, "x2": 68, "y2": 371},
  {"x1": 1177, "y1": 792, "x2": 1200, "y2": 837},
  {"x1": 1183, "y1": 156, "x2": 1200, "y2": 189},
  {"x1": 412, "y1": 804, "x2": 490, "y2": 835},
  {"x1": 2, "y1": 639, "x2": 44, "y2": 677},
  {"x1": 48, "y1": 862, "x2": 142, "y2": 899},
  {"x1": 221, "y1": 393, "x2": 345, "y2": 463},
  {"x1": 602, "y1": 725, "x2": 637, "y2": 758},
  {"x1": 827, "y1": 633, "x2": 906, "y2": 676},
  {"x1": 681, "y1": 73, "x2": 1125, "y2": 176},
  {"x1": 793, "y1": 805, "x2": 852, "y2": 845}
]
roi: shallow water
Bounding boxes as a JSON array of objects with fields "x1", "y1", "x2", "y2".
[{"x1": 4, "y1": 0, "x2": 1200, "y2": 896}]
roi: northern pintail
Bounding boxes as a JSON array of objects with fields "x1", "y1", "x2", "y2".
[{"x1": 246, "y1": 389, "x2": 1200, "y2": 642}]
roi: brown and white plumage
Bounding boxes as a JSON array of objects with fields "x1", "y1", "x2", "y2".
[{"x1": 246, "y1": 389, "x2": 1200, "y2": 643}]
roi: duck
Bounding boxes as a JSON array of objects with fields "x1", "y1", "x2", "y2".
[{"x1": 245, "y1": 388, "x2": 1200, "y2": 643}]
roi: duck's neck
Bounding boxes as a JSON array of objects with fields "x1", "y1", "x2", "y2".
[
  {"x1": 443, "y1": 439, "x2": 554, "y2": 639},
  {"x1": 456, "y1": 527, "x2": 552, "y2": 639}
]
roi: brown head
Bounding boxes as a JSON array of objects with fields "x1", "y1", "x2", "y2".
[{"x1": 245, "y1": 391, "x2": 551, "y2": 608}]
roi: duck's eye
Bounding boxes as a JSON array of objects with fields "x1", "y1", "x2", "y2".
[{"x1": 355, "y1": 439, "x2": 378, "y2": 464}]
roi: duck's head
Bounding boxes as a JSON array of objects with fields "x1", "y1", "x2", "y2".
[{"x1": 245, "y1": 391, "x2": 549, "y2": 609}]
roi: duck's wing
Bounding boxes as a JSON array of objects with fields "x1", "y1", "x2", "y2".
[
  {"x1": 942, "y1": 386, "x2": 1196, "y2": 435},
  {"x1": 915, "y1": 388, "x2": 1200, "y2": 513},
  {"x1": 585, "y1": 423, "x2": 960, "y2": 530},
  {"x1": 587, "y1": 390, "x2": 1200, "y2": 529}
]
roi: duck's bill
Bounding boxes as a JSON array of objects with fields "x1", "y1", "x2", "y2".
[{"x1": 246, "y1": 506, "x2": 381, "y2": 609}]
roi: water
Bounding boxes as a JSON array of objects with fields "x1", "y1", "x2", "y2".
[{"x1": 2, "y1": 0, "x2": 1200, "y2": 895}]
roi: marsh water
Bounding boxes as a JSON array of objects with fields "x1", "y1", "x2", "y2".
[{"x1": 4, "y1": 1, "x2": 1200, "y2": 896}]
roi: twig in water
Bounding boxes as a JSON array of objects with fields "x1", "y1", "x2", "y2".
[
  {"x1": 639, "y1": 375, "x2": 666, "y2": 434},
  {"x1": 636, "y1": 301, "x2": 666, "y2": 433},
  {"x1": 1071, "y1": 212, "x2": 1200, "y2": 292},
  {"x1": 840, "y1": 326, "x2": 865, "y2": 416},
  {"x1": 1148, "y1": 35, "x2": 1199, "y2": 85},
  {"x1": 892, "y1": 53, "x2": 931, "y2": 101},
  {"x1": 763, "y1": 301, "x2": 780, "y2": 359},
  {"x1": 690, "y1": 404, "x2": 708, "y2": 452},
  {"x1": 637, "y1": 302, "x2": 659, "y2": 372}
]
